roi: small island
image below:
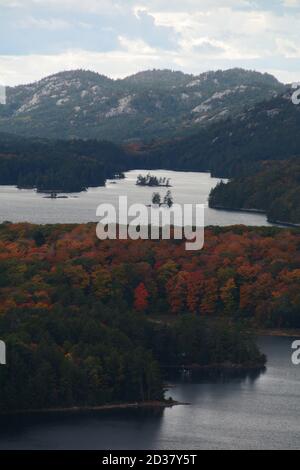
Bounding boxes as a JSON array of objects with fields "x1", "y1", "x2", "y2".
[
  {"x1": 152, "y1": 190, "x2": 174, "y2": 207},
  {"x1": 114, "y1": 172, "x2": 125, "y2": 180},
  {"x1": 136, "y1": 173, "x2": 172, "y2": 187}
]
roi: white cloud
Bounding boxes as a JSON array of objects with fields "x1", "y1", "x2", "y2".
[
  {"x1": 1, "y1": 0, "x2": 300, "y2": 85},
  {"x1": 0, "y1": 48, "x2": 176, "y2": 86},
  {"x1": 135, "y1": 1, "x2": 253, "y2": 13},
  {"x1": 268, "y1": 68, "x2": 300, "y2": 83},
  {"x1": 282, "y1": 0, "x2": 300, "y2": 7},
  {"x1": 0, "y1": 0, "x2": 22, "y2": 6},
  {"x1": 0, "y1": 0, "x2": 253, "y2": 14},
  {"x1": 276, "y1": 38, "x2": 300, "y2": 58},
  {"x1": 149, "y1": 4, "x2": 300, "y2": 60},
  {"x1": 15, "y1": 16, "x2": 71, "y2": 30},
  {"x1": 0, "y1": 0, "x2": 130, "y2": 14},
  {"x1": 118, "y1": 36, "x2": 157, "y2": 55}
]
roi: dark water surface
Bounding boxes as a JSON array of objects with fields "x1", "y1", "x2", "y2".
[{"x1": 0, "y1": 337, "x2": 299, "y2": 450}]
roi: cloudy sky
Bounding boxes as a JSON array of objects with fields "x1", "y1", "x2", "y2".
[{"x1": 1, "y1": 0, "x2": 300, "y2": 86}]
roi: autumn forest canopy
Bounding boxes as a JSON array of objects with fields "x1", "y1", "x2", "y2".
[
  {"x1": 0, "y1": 223, "x2": 280, "y2": 412},
  {"x1": 1, "y1": 224, "x2": 299, "y2": 327}
]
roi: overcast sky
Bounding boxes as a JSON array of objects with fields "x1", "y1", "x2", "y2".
[{"x1": 1, "y1": 0, "x2": 300, "y2": 86}]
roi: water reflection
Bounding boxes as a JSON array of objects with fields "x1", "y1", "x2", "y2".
[
  {"x1": 0, "y1": 408, "x2": 166, "y2": 450},
  {"x1": 166, "y1": 365, "x2": 266, "y2": 384},
  {"x1": 0, "y1": 337, "x2": 299, "y2": 450}
]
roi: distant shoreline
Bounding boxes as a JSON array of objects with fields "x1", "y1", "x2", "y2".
[
  {"x1": 0, "y1": 400, "x2": 188, "y2": 418},
  {"x1": 258, "y1": 329, "x2": 300, "y2": 338},
  {"x1": 210, "y1": 205, "x2": 300, "y2": 227},
  {"x1": 163, "y1": 362, "x2": 266, "y2": 373}
]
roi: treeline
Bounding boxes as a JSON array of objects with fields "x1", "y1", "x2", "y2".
[
  {"x1": 136, "y1": 174, "x2": 171, "y2": 187},
  {"x1": 0, "y1": 133, "x2": 132, "y2": 192},
  {"x1": 0, "y1": 304, "x2": 163, "y2": 412},
  {"x1": 209, "y1": 160, "x2": 300, "y2": 225},
  {"x1": 0, "y1": 305, "x2": 263, "y2": 413}
]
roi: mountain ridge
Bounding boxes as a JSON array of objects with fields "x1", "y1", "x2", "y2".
[{"x1": 0, "y1": 68, "x2": 285, "y2": 142}]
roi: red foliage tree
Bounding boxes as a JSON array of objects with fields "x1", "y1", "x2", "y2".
[{"x1": 134, "y1": 283, "x2": 149, "y2": 312}]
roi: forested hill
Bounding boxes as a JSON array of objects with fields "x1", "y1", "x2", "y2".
[
  {"x1": 0, "y1": 133, "x2": 131, "y2": 192},
  {"x1": 0, "y1": 68, "x2": 284, "y2": 141},
  {"x1": 209, "y1": 159, "x2": 300, "y2": 225},
  {"x1": 0, "y1": 223, "x2": 273, "y2": 413},
  {"x1": 143, "y1": 90, "x2": 300, "y2": 178}
]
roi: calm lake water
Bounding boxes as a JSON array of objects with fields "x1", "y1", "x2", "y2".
[
  {"x1": 0, "y1": 337, "x2": 299, "y2": 450},
  {"x1": 0, "y1": 170, "x2": 273, "y2": 226},
  {"x1": 0, "y1": 170, "x2": 294, "y2": 450}
]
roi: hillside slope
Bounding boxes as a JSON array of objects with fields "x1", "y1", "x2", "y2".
[
  {"x1": 0, "y1": 68, "x2": 284, "y2": 142},
  {"x1": 145, "y1": 90, "x2": 300, "y2": 178},
  {"x1": 209, "y1": 160, "x2": 300, "y2": 225}
]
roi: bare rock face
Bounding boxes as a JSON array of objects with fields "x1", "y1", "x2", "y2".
[{"x1": 0, "y1": 68, "x2": 284, "y2": 142}]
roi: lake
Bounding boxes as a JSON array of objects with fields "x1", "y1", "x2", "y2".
[
  {"x1": 0, "y1": 337, "x2": 299, "y2": 450},
  {"x1": 0, "y1": 170, "x2": 294, "y2": 450},
  {"x1": 0, "y1": 170, "x2": 273, "y2": 226}
]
